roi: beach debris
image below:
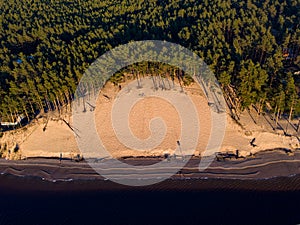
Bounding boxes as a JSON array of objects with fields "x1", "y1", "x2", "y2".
[
  {"x1": 103, "y1": 93, "x2": 111, "y2": 100},
  {"x1": 13, "y1": 143, "x2": 19, "y2": 153},
  {"x1": 75, "y1": 154, "x2": 82, "y2": 162},
  {"x1": 250, "y1": 138, "x2": 257, "y2": 147},
  {"x1": 43, "y1": 116, "x2": 49, "y2": 132},
  {"x1": 215, "y1": 150, "x2": 243, "y2": 161},
  {"x1": 163, "y1": 151, "x2": 170, "y2": 161},
  {"x1": 176, "y1": 140, "x2": 185, "y2": 161},
  {"x1": 61, "y1": 118, "x2": 80, "y2": 138},
  {"x1": 86, "y1": 101, "x2": 96, "y2": 111}
]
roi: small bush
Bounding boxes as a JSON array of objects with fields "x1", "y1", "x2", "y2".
[{"x1": 183, "y1": 75, "x2": 194, "y2": 86}]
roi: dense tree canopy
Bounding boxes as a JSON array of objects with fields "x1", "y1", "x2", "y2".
[{"x1": 0, "y1": 0, "x2": 299, "y2": 122}]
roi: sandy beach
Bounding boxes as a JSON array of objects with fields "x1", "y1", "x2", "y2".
[{"x1": 0, "y1": 149, "x2": 299, "y2": 191}]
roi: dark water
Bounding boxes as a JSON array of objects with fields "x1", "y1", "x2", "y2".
[{"x1": 1, "y1": 177, "x2": 300, "y2": 225}]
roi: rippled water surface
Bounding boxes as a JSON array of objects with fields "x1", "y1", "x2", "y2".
[{"x1": 1, "y1": 175, "x2": 300, "y2": 225}]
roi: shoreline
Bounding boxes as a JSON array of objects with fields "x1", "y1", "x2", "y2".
[
  {"x1": 1, "y1": 148, "x2": 300, "y2": 192},
  {"x1": 2, "y1": 171, "x2": 300, "y2": 192},
  {"x1": 1, "y1": 175, "x2": 300, "y2": 225}
]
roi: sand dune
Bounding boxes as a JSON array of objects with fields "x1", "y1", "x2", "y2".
[{"x1": 0, "y1": 78, "x2": 298, "y2": 160}]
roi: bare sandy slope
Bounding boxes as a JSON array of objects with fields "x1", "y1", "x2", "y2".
[
  {"x1": 20, "y1": 118, "x2": 79, "y2": 158},
  {"x1": 0, "y1": 78, "x2": 298, "y2": 159},
  {"x1": 94, "y1": 79, "x2": 212, "y2": 158}
]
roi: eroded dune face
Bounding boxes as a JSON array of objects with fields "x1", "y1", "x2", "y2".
[
  {"x1": 8, "y1": 77, "x2": 296, "y2": 160},
  {"x1": 0, "y1": 114, "x2": 81, "y2": 159},
  {"x1": 95, "y1": 79, "x2": 212, "y2": 158},
  {"x1": 96, "y1": 96, "x2": 182, "y2": 155},
  {"x1": 20, "y1": 119, "x2": 80, "y2": 158},
  {"x1": 13, "y1": 78, "x2": 211, "y2": 159}
]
